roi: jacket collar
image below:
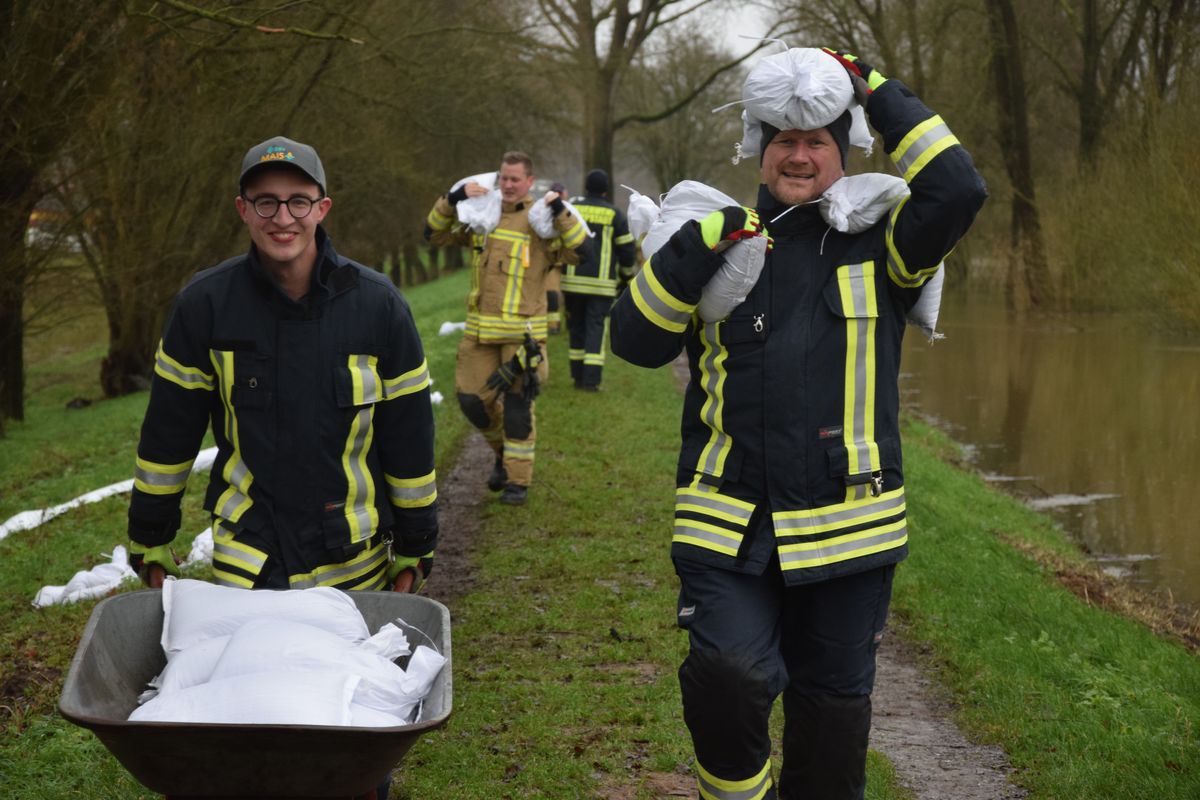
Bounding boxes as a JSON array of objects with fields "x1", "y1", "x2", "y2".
[
  {"x1": 247, "y1": 225, "x2": 351, "y2": 304},
  {"x1": 755, "y1": 185, "x2": 829, "y2": 238},
  {"x1": 502, "y1": 193, "x2": 534, "y2": 213}
]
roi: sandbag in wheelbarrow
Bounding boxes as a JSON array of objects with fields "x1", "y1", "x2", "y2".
[{"x1": 58, "y1": 589, "x2": 452, "y2": 798}]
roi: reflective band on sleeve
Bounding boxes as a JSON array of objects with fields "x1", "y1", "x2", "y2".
[
  {"x1": 349, "y1": 354, "x2": 383, "y2": 404},
  {"x1": 885, "y1": 197, "x2": 941, "y2": 288},
  {"x1": 155, "y1": 341, "x2": 214, "y2": 391},
  {"x1": 778, "y1": 520, "x2": 908, "y2": 570},
  {"x1": 695, "y1": 322, "x2": 733, "y2": 479},
  {"x1": 891, "y1": 115, "x2": 959, "y2": 182},
  {"x1": 560, "y1": 273, "x2": 619, "y2": 295},
  {"x1": 340, "y1": 406, "x2": 379, "y2": 545},
  {"x1": 133, "y1": 456, "x2": 194, "y2": 495},
  {"x1": 383, "y1": 360, "x2": 431, "y2": 399},
  {"x1": 561, "y1": 218, "x2": 588, "y2": 249},
  {"x1": 427, "y1": 205, "x2": 453, "y2": 230},
  {"x1": 614, "y1": 232, "x2": 634, "y2": 244},
  {"x1": 836, "y1": 263, "x2": 880, "y2": 477},
  {"x1": 696, "y1": 758, "x2": 773, "y2": 800},
  {"x1": 773, "y1": 488, "x2": 906, "y2": 536},
  {"x1": 386, "y1": 470, "x2": 438, "y2": 508},
  {"x1": 629, "y1": 261, "x2": 694, "y2": 332}
]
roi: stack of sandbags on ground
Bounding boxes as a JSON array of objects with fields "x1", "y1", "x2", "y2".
[{"x1": 129, "y1": 579, "x2": 445, "y2": 727}]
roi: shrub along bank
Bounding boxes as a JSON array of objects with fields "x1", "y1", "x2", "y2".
[{"x1": 0, "y1": 269, "x2": 1195, "y2": 798}]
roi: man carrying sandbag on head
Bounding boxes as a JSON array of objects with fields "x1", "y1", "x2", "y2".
[
  {"x1": 127, "y1": 136, "x2": 438, "y2": 596},
  {"x1": 424, "y1": 151, "x2": 588, "y2": 505},
  {"x1": 611, "y1": 47, "x2": 987, "y2": 799}
]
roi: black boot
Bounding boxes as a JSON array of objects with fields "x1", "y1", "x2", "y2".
[
  {"x1": 499, "y1": 483, "x2": 528, "y2": 505},
  {"x1": 487, "y1": 457, "x2": 507, "y2": 491}
]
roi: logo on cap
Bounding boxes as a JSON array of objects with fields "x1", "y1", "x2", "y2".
[{"x1": 260, "y1": 145, "x2": 296, "y2": 163}]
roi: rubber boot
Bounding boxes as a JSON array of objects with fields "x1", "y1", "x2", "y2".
[{"x1": 487, "y1": 456, "x2": 507, "y2": 491}]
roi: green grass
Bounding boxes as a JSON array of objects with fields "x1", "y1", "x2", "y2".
[{"x1": 3, "y1": 267, "x2": 1196, "y2": 798}]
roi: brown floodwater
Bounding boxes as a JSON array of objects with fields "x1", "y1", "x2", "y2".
[{"x1": 900, "y1": 291, "x2": 1200, "y2": 608}]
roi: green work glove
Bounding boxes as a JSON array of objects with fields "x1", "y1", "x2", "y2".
[
  {"x1": 128, "y1": 541, "x2": 181, "y2": 586},
  {"x1": 821, "y1": 48, "x2": 887, "y2": 105},
  {"x1": 388, "y1": 552, "x2": 434, "y2": 593},
  {"x1": 698, "y1": 206, "x2": 766, "y2": 254}
]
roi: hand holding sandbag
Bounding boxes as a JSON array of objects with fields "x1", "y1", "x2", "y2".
[{"x1": 699, "y1": 206, "x2": 768, "y2": 254}]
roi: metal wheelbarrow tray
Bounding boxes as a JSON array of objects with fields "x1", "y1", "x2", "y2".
[{"x1": 59, "y1": 589, "x2": 452, "y2": 798}]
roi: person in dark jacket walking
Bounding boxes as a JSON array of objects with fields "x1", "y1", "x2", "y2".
[
  {"x1": 611, "y1": 51, "x2": 987, "y2": 800},
  {"x1": 127, "y1": 136, "x2": 438, "y2": 596},
  {"x1": 563, "y1": 169, "x2": 636, "y2": 390}
]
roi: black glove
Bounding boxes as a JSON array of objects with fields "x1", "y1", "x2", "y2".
[
  {"x1": 519, "y1": 334, "x2": 543, "y2": 402},
  {"x1": 447, "y1": 185, "x2": 469, "y2": 205}
]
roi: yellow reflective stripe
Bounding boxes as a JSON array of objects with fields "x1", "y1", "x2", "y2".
[
  {"x1": 155, "y1": 341, "x2": 214, "y2": 391},
  {"x1": 288, "y1": 539, "x2": 390, "y2": 589},
  {"x1": 892, "y1": 115, "x2": 959, "y2": 182},
  {"x1": 499, "y1": 238, "x2": 525, "y2": 315},
  {"x1": 503, "y1": 440, "x2": 535, "y2": 460},
  {"x1": 773, "y1": 488, "x2": 905, "y2": 536},
  {"x1": 383, "y1": 359, "x2": 431, "y2": 398},
  {"x1": 386, "y1": 470, "x2": 438, "y2": 508},
  {"x1": 778, "y1": 519, "x2": 908, "y2": 570},
  {"x1": 465, "y1": 312, "x2": 547, "y2": 342},
  {"x1": 348, "y1": 354, "x2": 382, "y2": 404},
  {"x1": 489, "y1": 228, "x2": 531, "y2": 244},
  {"x1": 561, "y1": 218, "x2": 588, "y2": 249},
  {"x1": 568, "y1": 348, "x2": 585, "y2": 361},
  {"x1": 427, "y1": 206, "x2": 453, "y2": 230},
  {"x1": 560, "y1": 275, "x2": 618, "y2": 292},
  {"x1": 210, "y1": 350, "x2": 255, "y2": 523},
  {"x1": 695, "y1": 322, "x2": 732, "y2": 479},
  {"x1": 579, "y1": 205, "x2": 616, "y2": 225},
  {"x1": 672, "y1": 521, "x2": 743, "y2": 556},
  {"x1": 614, "y1": 232, "x2": 634, "y2": 245},
  {"x1": 630, "y1": 261, "x2": 693, "y2": 332},
  {"x1": 676, "y1": 485, "x2": 754, "y2": 524},
  {"x1": 836, "y1": 263, "x2": 880, "y2": 476},
  {"x1": 696, "y1": 758, "x2": 772, "y2": 800},
  {"x1": 133, "y1": 456, "x2": 194, "y2": 495},
  {"x1": 212, "y1": 567, "x2": 255, "y2": 588},
  {"x1": 341, "y1": 406, "x2": 378, "y2": 544},
  {"x1": 212, "y1": 524, "x2": 268, "y2": 574},
  {"x1": 885, "y1": 197, "x2": 941, "y2": 288}
]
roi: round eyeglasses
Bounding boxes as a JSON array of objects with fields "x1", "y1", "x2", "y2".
[{"x1": 244, "y1": 194, "x2": 322, "y2": 219}]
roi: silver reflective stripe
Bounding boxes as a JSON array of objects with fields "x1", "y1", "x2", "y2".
[
  {"x1": 133, "y1": 466, "x2": 188, "y2": 491},
  {"x1": 895, "y1": 121, "x2": 953, "y2": 177},
  {"x1": 698, "y1": 322, "x2": 730, "y2": 477},
  {"x1": 385, "y1": 363, "x2": 430, "y2": 398},
  {"x1": 696, "y1": 769, "x2": 772, "y2": 800},
  {"x1": 345, "y1": 407, "x2": 375, "y2": 539},
  {"x1": 633, "y1": 267, "x2": 692, "y2": 327},
  {"x1": 213, "y1": 539, "x2": 266, "y2": 572},
  {"x1": 156, "y1": 348, "x2": 214, "y2": 390},
  {"x1": 773, "y1": 492, "x2": 906, "y2": 534},
  {"x1": 353, "y1": 354, "x2": 382, "y2": 404},
  {"x1": 389, "y1": 481, "x2": 436, "y2": 504},
  {"x1": 844, "y1": 264, "x2": 874, "y2": 473},
  {"x1": 779, "y1": 525, "x2": 907, "y2": 566},
  {"x1": 673, "y1": 523, "x2": 741, "y2": 549},
  {"x1": 679, "y1": 491, "x2": 752, "y2": 523},
  {"x1": 289, "y1": 545, "x2": 388, "y2": 589},
  {"x1": 216, "y1": 485, "x2": 251, "y2": 520}
]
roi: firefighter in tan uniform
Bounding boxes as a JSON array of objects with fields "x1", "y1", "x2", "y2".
[{"x1": 425, "y1": 151, "x2": 587, "y2": 505}]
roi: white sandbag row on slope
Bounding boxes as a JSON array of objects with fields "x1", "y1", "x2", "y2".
[{"x1": 132, "y1": 579, "x2": 446, "y2": 728}]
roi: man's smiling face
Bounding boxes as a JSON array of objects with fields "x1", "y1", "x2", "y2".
[{"x1": 760, "y1": 127, "x2": 844, "y2": 205}]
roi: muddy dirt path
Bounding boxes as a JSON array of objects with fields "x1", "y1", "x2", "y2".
[{"x1": 429, "y1": 365, "x2": 1026, "y2": 797}]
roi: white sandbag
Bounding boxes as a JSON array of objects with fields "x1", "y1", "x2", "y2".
[
  {"x1": 146, "y1": 634, "x2": 231, "y2": 699},
  {"x1": 209, "y1": 619, "x2": 415, "y2": 716},
  {"x1": 820, "y1": 174, "x2": 909, "y2": 234},
  {"x1": 641, "y1": 181, "x2": 741, "y2": 261},
  {"x1": 697, "y1": 237, "x2": 769, "y2": 322},
  {"x1": 129, "y1": 670, "x2": 360, "y2": 726},
  {"x1": 32, "y1": 546, "x2": 137, "y2": 608},
  {"x1": 726, "y1": 47, "x2": 874, "y2": 164},
  {"x1": 528, "y1": 196, "x2": 592, "y2": 241},
  {"x1": 160, "y1": 579, "x2": 369, "y2": 655},
  {"x1": 624, "y1": 186, "x2": 660, "y2": 244},
  {"x1": 390, "y1": 645, "x2": 448, "y2": 722},
  {"x1": 907, "y1": 264, "x2": 945, "y2": 341},
  {"x1": 451, "y1": 171, "x2": 501, "y2": 234},
  {"x1": 358, "y1": 622, "x2": 414, "y2": 661}
]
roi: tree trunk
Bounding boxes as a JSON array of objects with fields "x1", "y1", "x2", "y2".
[
  {"x1": 985, "y1": 0, "x2": 1047, "y2": 310},
  {"x1": 583, "y1": 70, "x2": 617, "y2": 179},
  {"x1": 99, "y1": 300, "x2": 156, "y2": 397},
  {"x1": 0, "y1": 174, "x2": 37, "y2": 425},
  {"x1": 402, "y1": 241, "x2": 424, "y2": 286}
]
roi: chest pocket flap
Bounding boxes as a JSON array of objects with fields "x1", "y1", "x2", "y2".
[
  {"x1": 335, "y1": 353, "x2": 384, "y2": 408},
  {"x1": 823, "y1": 261, "x2": 883, "y2": 320}
]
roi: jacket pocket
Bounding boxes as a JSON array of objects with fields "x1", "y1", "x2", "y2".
[
  {"x1": 823, "y1": 260, "x2": 887, "y2": 320},
  {"x1": 230, "y1": 352, "x2": 273, "y2": 411},
  {"x1": 826, "y1": 436, "x2": 901, "y2": 495},
  {"x1": 334, "y1": 352, "x2": 385, "y2": 407}
]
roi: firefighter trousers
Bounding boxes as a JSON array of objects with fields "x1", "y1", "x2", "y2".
[
  {"x1": 564, "y1": 292, "x2": 611, "y2": 388},
  {"x1": 674, "y1": 554, "x2": 895, "y2": 800},
  {"x1": 454, "y1": 335, "x2": 548, "y2": 487}
]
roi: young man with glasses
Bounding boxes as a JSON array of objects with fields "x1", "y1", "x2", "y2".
[{"x1": 126, "y1": 136, "x2": 439, "y2": 602}]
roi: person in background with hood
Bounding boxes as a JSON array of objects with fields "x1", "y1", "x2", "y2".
[
  {"x1": 562, "y1": 168, "x2": 637, "y2": 391},
  {"x1": 610, "y1": 49, "x2": 987, "y2": 799}
]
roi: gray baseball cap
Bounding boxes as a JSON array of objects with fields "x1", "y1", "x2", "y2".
[{"x1": 239, "y1": 136, "x2": 327, "y2": 195}]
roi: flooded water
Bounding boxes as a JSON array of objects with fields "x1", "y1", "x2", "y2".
[{"x1": 900, "y1": 291, "x2": 1200, "y2": 608}]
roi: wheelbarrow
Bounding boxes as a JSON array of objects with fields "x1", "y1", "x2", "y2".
[{"x1": 59, "y1": 589, "x2": 452, "y2": 798}]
